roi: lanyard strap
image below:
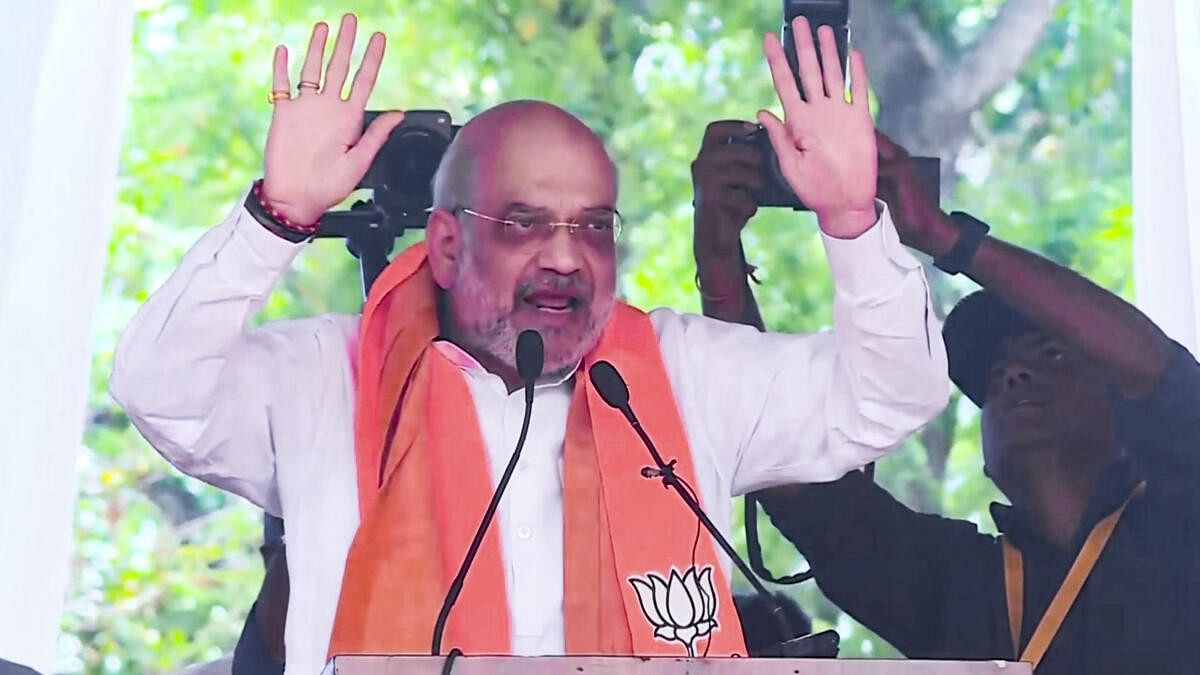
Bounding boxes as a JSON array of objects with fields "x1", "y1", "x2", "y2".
[{"x1": 1002, "y1": 481, "x2": 1146, "y2": 668}]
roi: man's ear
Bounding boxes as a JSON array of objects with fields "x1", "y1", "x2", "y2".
[{"x1": 426, "y1": 209, "x2": 463, "y2": 289}]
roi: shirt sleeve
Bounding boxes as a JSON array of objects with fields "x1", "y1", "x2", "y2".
[
  {"x1": 653, "y1": 202, "x2": 950, "y2": 495},
  {"x1": 108, "y1": 192, "x2": 322, "y2": 514},
  {"x1": 1111, "y1": 341, "x2": 1200, "y2": 486},
  {"x1": 757, "y1": 473, "x2": 1004, "y2": 659}
]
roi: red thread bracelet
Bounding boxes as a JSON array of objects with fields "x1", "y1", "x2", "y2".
[{"x1": 252, "y1": 180, "x2": 320, "y2": 234}]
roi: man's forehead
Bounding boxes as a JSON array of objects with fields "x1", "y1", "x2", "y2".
[
  {"x1": 985, "y1": 331, "x2": 1051, "y2": 376},
  {"x1": 472, "y1": 153, "x2": 617, "y2": 210},
  {"x1": 499, "y1": 200, "x2": 618, "y2": 214}
]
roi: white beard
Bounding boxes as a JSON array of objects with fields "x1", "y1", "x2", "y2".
[{"x1": 446, "y1": 258, "x2": 612, "y2": 378}]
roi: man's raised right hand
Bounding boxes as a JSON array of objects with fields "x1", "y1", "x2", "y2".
[{"x1": 262, "y1": 14, "x2": 405, "y2": 227}]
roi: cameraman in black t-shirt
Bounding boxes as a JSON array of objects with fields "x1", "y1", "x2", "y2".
[{"x1": 692, "y1": 121, "x2": 1200, "y2": 673}]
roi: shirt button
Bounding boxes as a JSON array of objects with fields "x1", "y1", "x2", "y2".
[{"x1": 517, "y1": 526, "x2": 533, "y2": 540}]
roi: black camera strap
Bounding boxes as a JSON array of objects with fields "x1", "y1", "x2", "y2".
[
  {"x1": 744, "y1": 492, "x2": 813, "y2": 586},
  {"x1": 744, "y1": 459, "x2": 875, "y2": 586}
]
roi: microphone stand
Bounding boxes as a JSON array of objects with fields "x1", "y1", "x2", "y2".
[
  {"x1": 431, "y1": 331, "x2": 544, "y2": 673},
  {"x1": 638, "y1": 418, "x2": 839, "y2": 657},
  {"x1": 621, "y1": 410, "x2": 813, "y2": 655},
  {"x1": 590, "y1": 362, "x2": 836, "y2": 658}
]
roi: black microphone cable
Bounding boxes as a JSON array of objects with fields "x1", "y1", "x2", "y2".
[{"x1": 431, "y1": 330, "x2": 544, "y2": 658}]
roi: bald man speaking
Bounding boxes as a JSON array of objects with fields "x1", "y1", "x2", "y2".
[{"x1": 111, "y1": 14, "x2": 947, "y2": 674}]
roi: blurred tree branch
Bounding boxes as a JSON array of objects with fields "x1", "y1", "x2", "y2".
[
  {"x1": 140, "y1": 475, "x2": 210, "y2": 527},
  {"x1": 938, "y1": 0, "x2": 1062, "y2": 118},
  {"x1": 855, "y1": 0, "x2": 1061, "y2": 159}
]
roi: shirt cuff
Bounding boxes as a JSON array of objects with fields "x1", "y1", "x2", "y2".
[
  {"x1": 210, "y1": 191, "x2": 308, "y2": 291},
  {"x1": 230, "y1": 191, "x2": 308, "y2": 271},
  {"x1": 820, "y1": 200, "x2": 923, "y2": 301}
]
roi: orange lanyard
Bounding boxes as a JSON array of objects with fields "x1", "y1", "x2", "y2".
[{"x1": 1002, "y1": 481, "x2": 1146, "y2": 668}]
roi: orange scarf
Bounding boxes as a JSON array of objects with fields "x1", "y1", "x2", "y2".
[{"x1": 326, "y1": 243, "x2": 746, "y2": 658}]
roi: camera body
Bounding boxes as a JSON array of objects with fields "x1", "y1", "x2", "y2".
[
  {"x1": 727, "y1": 130, "x2": 802, "y2": 209},
  {"x1": 359, "y1": 110, "x2": 460, "y2": 228},
  {"x1": 732, "y1": 127, "x2": 943, "y2": 210}
]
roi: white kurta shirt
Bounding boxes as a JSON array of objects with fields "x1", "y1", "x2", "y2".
[{"x1": 110, "y1": 196, "x2": 948, "y2": 675}]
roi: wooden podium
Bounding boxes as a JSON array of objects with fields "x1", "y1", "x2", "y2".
[{"x1": 322, "y1": 655, "x2": 1030, "y2": 674}]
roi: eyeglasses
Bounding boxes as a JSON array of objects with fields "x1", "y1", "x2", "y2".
[{"x1": 455, "y1": 206, "x2": 623, "y2": 248}]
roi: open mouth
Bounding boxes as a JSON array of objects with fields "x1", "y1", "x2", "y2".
[
  {"x1": 1009, "y1": 397, "x2": 1048, "y2": 411},
  {"x1": 524, "y1": 291, "x2": 583, "y2": 314}
]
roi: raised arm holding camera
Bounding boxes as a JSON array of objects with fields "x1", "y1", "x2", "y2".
[
  {"x1": 692, "y1": 119, "x2": 767, "y2": 329},
  {"x1": 693, "y1": 123, "x2": 1200, "y2": 673}
]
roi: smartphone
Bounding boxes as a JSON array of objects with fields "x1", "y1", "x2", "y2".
[{"x1": 781, "y1": 0, "x2": 851, "y2": 100}]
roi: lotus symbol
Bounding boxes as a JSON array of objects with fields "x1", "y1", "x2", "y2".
[{"x1": 629, "y1": 566, "x2": 719, "y2": 657}]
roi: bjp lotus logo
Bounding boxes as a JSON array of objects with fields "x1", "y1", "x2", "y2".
[{"x1": 629, "y1": 566, "x2": 719, "y2": 656}]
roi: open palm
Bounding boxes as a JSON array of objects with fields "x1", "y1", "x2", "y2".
[
  {"x1": 262, "y1": 14, "x2": 404, "y2": 226},
  {"x1": 758, "y1": 18, "x2": 877, "y2": 239}
]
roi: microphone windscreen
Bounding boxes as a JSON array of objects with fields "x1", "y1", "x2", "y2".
[
  {"x1": 516, "y1": 330, "x2": 545, "y2": 384},
  {"x1": 588, "y1": 361, "x2": 630, "y2": 409}
]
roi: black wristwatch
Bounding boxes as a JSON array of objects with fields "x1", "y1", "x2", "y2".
[{"x1": 933, "y1": 211, "x2": 991, "y2": 275}]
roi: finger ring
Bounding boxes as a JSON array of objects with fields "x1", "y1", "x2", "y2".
[
  {"x1": 298, "y1": 80, "x2": 320, "y2": 91},
  {"x1": 268, "y1": 90, "x2": 291, "y2": 104}
]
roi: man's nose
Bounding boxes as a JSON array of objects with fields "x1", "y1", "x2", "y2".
[
  {"x1": 536, "y1": 226, "x2": 585, "y2": 276},
  {"x1": 1003, "y1": 362, "x2": 1035, "y2": 390}
]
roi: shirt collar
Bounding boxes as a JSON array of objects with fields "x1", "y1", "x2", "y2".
[
  {"x1": 990, "y1": 455, "x2": 1142, "y2": 548},
  {"x1": 431, "y1": 339, "x2": 579, "y2": 389}
]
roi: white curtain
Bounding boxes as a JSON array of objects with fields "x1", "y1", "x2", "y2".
[
  {"x1": 1133, "y1": 0, "x2": 1200, "y2": 354},
  {"x1": 0, "y1": 1, "x2": 133, "y2": 671}
]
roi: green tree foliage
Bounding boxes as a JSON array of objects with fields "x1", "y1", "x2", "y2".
[{"x1": 69, "y1": 0, "x2": 1129, "y2": 671}]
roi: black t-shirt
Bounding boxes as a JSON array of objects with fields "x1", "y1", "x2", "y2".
[{"x1": 760, "y1": 343, "x2": 1200, "y2": 674}]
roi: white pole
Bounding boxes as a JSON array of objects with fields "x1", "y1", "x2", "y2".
[{"x1": 1132, "y1": 0, "x2": 1200, "y2": 353}]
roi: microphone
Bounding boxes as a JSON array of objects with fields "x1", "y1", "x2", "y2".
[
  {"x1": 587, "y1": 360, "x2": 825, "y2": 658},
  {"x1": 589, "y1": 360, "x2": 629, "y2": 408},
  {"x1": 516, "y1": 329, "x2": 545, "y2": 400},
  {"x1": 431, "y1": 330, "x2": 544, "y2": 656}
]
